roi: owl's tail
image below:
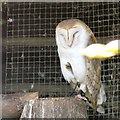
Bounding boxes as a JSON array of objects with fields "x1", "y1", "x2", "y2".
[
  {"x1": 96, "y1": 84, "x2": 106, "y2": 113},
  {"x1": 84, "y1": 83, "x2": 106, "y2": 114}
]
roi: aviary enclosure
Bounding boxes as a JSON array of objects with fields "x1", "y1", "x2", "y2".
[{"x1": 2, "y1": 1, "x2": 120, "y2": 119}]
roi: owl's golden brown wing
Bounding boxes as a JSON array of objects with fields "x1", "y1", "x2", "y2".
[{"x1": 85, "y1": 58, "x2": 101, "y2": 113}]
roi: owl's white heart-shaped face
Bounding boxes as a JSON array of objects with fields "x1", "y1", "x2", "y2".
[{"x1": 56, "y1": 19, "x2": 96, "y2": 49}]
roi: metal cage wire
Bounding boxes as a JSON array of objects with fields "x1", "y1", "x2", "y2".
[{"x1": 2, "y1": 2, "x2": 120, "y2": 119}]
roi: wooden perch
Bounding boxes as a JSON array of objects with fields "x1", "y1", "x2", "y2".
[
  {"x1": 20, "y1": 97, "x2": 88, "y2": 118},
  {"x1": 1, "y1": 92, "x2": 39, "y2": 118}
]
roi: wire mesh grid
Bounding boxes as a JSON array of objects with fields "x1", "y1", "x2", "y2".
[{"x1": 2, "y1": 2, "x2": 120, "y2": 119}]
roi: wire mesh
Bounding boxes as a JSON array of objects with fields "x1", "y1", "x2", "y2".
[{"x1": 2, "y1": 2, "x2": 120, "y2": 119}]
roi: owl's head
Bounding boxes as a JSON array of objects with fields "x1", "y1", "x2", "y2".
[{"x1": 56, "y1": 19, "x2": 97, "y2": 48}]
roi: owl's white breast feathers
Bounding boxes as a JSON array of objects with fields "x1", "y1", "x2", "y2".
[{"x1": 58, "y1": 47, "x2": 87, "y2": 84}]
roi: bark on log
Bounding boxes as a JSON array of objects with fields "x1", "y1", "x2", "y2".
[
  {"x1": 20, "y1": 97, "x2": 88, "y2": 119},
  {"x1": 1, "y1": 92, "x2": 39, "y2": 118}
]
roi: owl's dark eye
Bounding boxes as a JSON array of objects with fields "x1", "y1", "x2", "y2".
[
  {"x1": 60, "y1": 34, "x2": 66, "y2": 41},
  {"x1": 73, "y1": 31, "x2": 79, "y2": 40}
]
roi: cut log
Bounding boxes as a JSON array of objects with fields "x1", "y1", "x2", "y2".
[
  {"x1": 20, "y1": 97, "x2": 88, "y2": 118},
  {"x1": 1, "y1": 92, "x2": 39, "y2": 118}
]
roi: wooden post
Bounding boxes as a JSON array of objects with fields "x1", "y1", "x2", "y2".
[
  {"x1": 20, "y1": 97, "x2": 88, "y2": 119},
  {"x1": 1, "y1": 92, "x2": 39, "y2": 118}
]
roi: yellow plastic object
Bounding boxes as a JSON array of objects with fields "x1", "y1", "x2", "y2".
[
  {"x1": 80, "y1": 40, "x2": 119, "y2": 59},
  {"x1": 80, "y1": 44, "x2": 114, "y2": 59},
  {"x1": 106, "y1": 40, "x2": 119, "y2": 54}
]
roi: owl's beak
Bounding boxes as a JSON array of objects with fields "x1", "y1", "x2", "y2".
[{"x1": 66, "y1": 30, "x2": 73, "y2": 47}]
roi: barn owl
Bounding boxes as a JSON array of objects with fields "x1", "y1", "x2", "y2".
[{"x1": 56, "y1": 19, "x2": 106, "y2": 114}]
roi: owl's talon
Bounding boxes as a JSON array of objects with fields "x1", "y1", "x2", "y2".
[
  {"x1": 78, "y1": 89, "x2": 85, "y2": 97},
  {"x1": 76, "y1": 94, "x2": 87, "y2": 101},
  {"x1": 77, "y1": 90, "x2": 92, "y2": 104},
  {"x1": 76, "y1": 89, "x2": 87, "y2": 101}
]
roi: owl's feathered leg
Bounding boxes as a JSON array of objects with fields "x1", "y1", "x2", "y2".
[
  {"x1": 70, "y1": 82, "x2": 98, "y2": 117},
  {"x1": 70, "y1": 82, "x2": 94, "y2": 109},
  {"x1": 69, "y1": 82, "x2": 78, "y2": 96},
  {"x1": 74, "y1": 83, "x2": 92, "y2": 105},
  {"x1": 76, "y1": 83, "x2": 90, "y2": 101},
  {"x1": 70, "y1": 82, "x2": 87, "y2": 98}
]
